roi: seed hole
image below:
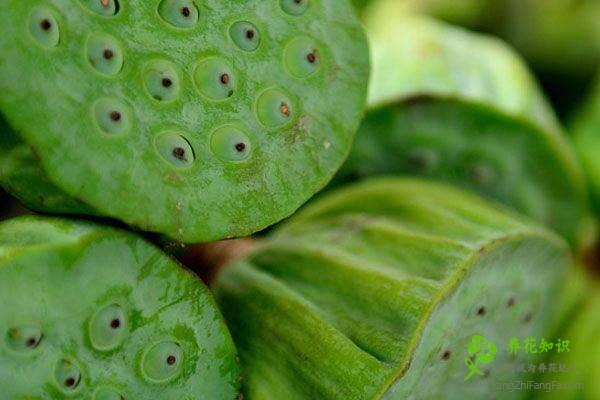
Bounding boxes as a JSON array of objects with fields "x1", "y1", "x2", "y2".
[
  {"x1": 159, "y1": 0, "x2": 199, "y2": 28},
  {"x1": 5, "y1": 326, "x2": 43, "y2": 352},
  {"x1": 89, "y1": 303, "x2": 128, "y2": 351},
  {"x1": 230, "y1": 21, "x2": 261, "y2": 52},
  {"x1": 441, "y1": 350, "x2": 451, "y2": 360},
  {"x1": 155, "y1": 132, "x2": 195, "y2": 168},
  {"x1": 507, "y1": 297, "x2": 515, "y2": 307},
  {"x1": 284, "y1": 37, "x2": 322, "y2": 78},
  {"x1": 143, "y1": 60, "x2": 180, "y2": 102},
  {"x1": 256, "y1": 88, "x2": 294, "y2": 127},
  {"x1": 210, "y1": 125, "x2": 253, "y2": 162},
  {"x1": 85, "y1": 0, "x2": 120, "y2": 16},
  {"x1": 141, "y1": 341, "x2": 184, "y2": 383},
  {"x1": 87, "y1": 33, "x2": 123, "y2": 76},
  {"x1": 40, "y1": 19, "x2": 52, "y2": 31},
  {"x1": 524, "y1": 312, "x2": 533, "y2": 323},
  {"x1": 29, "y1": 8, "x2": 60, "y2": 47},
  {"x1": 54, "y1": 359, "x2": 82, "y2": 392},
  {"x1": 477, "y1": 306, "x2": 486, "y2": 316},
  {"x1": 194, "y1": 58, "x2": 236, "y2": 100},
  {"x1": 281, "y1": 0, "x2": 308, "y2": 16}
]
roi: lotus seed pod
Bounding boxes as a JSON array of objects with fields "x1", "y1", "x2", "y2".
[
  {"x1": 214, "y1": 178, "x2": 570, "y2": 400},
  {"x1": 0, "y1": 216, "x2": 240, "y2": 399},
  {"x1": 573, "y1": 75, "x2": 600, "y2": 217},
  {"x1": 333, "y1": 13, "x2": 589, "y2": 247},
  {"x1": 0, "y1": 117, "x2": 96, "y2": 215},
  {"x1": 0, "y1": 0, "x2": 369, "y2": 243}
]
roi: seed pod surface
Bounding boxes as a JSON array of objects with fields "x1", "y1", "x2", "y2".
[
  {"x1": 0, "y1": 0, "x2": 369, "y2": 242},
  {"x1": 0, "y1": 216, "x2": 240, "y2": 399},
  {"x1": 214, "y1": 178, "x2": 569, "y2": 400}
]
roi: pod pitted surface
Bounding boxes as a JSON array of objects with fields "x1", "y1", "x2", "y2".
[
  {"x1": 334, "y1": 13, "x2": 588, "y2": 247},
  {"x1": 0, "y1": 216, "x2": 240, "y2": 399},
  {"x1": 214, "y1": 178, "x2": 570, "y2": 400},
  {"x1": 0, "y1": 0, "x2": 369, "y2": 242}
]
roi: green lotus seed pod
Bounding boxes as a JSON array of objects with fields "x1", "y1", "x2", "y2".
[
  {"x1": 334, "y1": 13, "x2": 589, "y2": 247},
  {"x1": 0, "y1": 0, "x2": 369, "y2": 243},
  {"x1": 214, "y1": 178, "x2": 570, "y2": 400},
  {"x1": 0, "y1": 216, "x2": 240, "y2": 399},
  {"x1": 0, "y1": 117, "x2": 96, "y2": 215},
  {"x1": 573, "y1": 75, "x2": 600, "y2": 216}
]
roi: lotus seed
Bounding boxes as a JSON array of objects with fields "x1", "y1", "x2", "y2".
[
  {"x1": 89, "y1": 304, "x2": 128, "y2": 352},
  {"x1": 5, "y1": 326, "x2": 43, "y2": 352},
  {"x1": 230, "y1": 21, "x2": 261, "y2": 52},
  {"x1": 54, "y1": 359, "x2": 82, "y2": 393},
  {"x1": 141, "y1": 341, "x2": 184, "y2": 383},
  {"x1": 83, "y1": 0, "x2": 119, "y2": 16},
  {"x1": 29, "y1": 7, "x2": 59, "y2": 48},
  {"x1": 210, "y1": 126, "x2": 253, "y2": 162},
  {"x1": 284, "y1": 37, "x2": 321, "y2": 78},
  {"x1": 256, "y1": 88, "x2": 294, "y2": 128},
  {"x1": 93, "y1": 99, "x2": 131, "y2": 136},
  {"x1": 143, "y1": 60, "x2": 180, "y2": 102},
  {"x1": 280, "y1": 0, "x2": 308, "y2": 16},
  {"x1": 155, "y1": 132, "x2": 195, "y2": 168},
  {"x1": 159, "y1": 0, "x2": 199, "y2": 29},
  {"x1": 194, "y1": 58, "x2": 236, "y2": 100},
  {"x1": 87, "y1": 33, "x2": 124, "y2": 76}
]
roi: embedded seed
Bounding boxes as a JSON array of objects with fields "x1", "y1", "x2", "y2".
[
  {"x1": 87, "y1": 33, "x2": 123, "y2": 76},
  {"x1": 194, "y1": 58, "x2": 236, "y2": 100},
  {"x1": 155, "y1": 132, "x2": 195, "y2": 168},
  {"x1": 284, "y1": 37, "x2": 322, "y2": 78},
  {"x1": 441, "y1": 350, "x2": 451, "y2": 360},
  {"x1": 477, "y1": 306, "x2": 486, "y2": 316},
  {"x1": 141, "y1": 341, "x2": 184, "y2": 383},
  {"x1": 256, "y1": 88, "x2": 294, "y2": 127},
  {"x1": 29, "y1": 8, "x2": 60, "y2": 47},
  {"x1": 159, "y1": 0, "x2": 199, "y2": 28},
  {"x1": 110, "y1": 111, "x2": 121, "y2": 122},
  {"x1": 210, "y1": 125, "x2": 253, "y2": 162}
]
